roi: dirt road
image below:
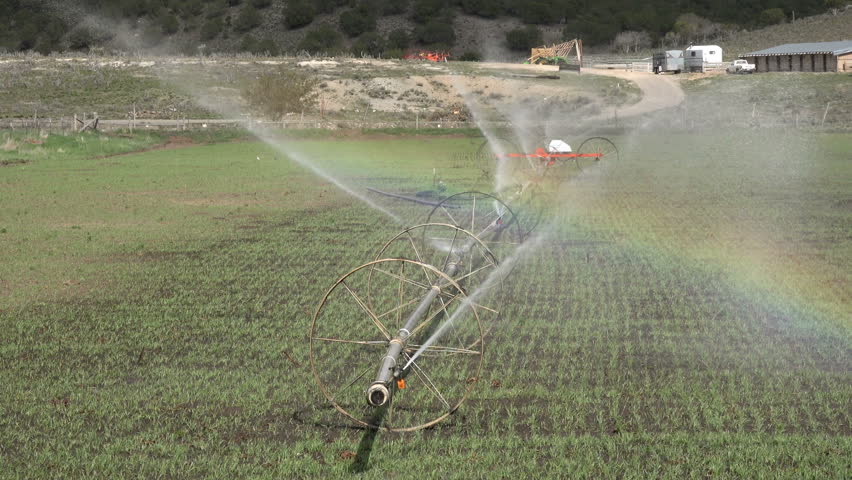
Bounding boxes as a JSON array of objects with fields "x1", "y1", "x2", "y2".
[{"x1": 587, "y1": 68, "x2": 685, "y2": 117}]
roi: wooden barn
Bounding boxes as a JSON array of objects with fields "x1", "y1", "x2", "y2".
[{"x1": 740, "y1": 40, "x2": 852, "y2": 72}]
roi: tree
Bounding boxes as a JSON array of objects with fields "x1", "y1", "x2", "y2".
[
  {"x1": 825, "y1": 0, "x2": 843, "y2": 16},
  {"x1": 206, "y1": 0, "x2": 228, "y2": 18},
  {"x1": 243, "y1": 68, "x2": 317, "y2": 119},
  {"x1": 234, "y1": 5, "x2": 261, "y2": 32},
  {"x1": 461, "y1": 0, "x2": 503, "y2": 18},
  {"x1": 200, "y1": 17, "x2": 223, "y2": 40},
  {"x1": 417, "y1": 19, "x2": 455, "y2": 47},
  {"x1": 458, "y1": 50, "x2": 482, "y2": 61},
  {"x1": 159, "y1": 13, "x2": 180, "y2": 34},
  {"x1": 519, "y1": 1, "x2": 551, "y2": 24},
  {"x1": 411, "y1": 0, "x2": 448, "y2": 24},
  {"x1": 759, "y1": 8, "x2": 785, "y2": 26},
  {"x1": 339, "y1": 7, "x2": 376, "y2": 37},
  {"x1": 505, "y1": 25, "x2": 542, "y2": 51},
  {"x1": 612, "y1": 30, "x2": 650, "y2": 53},
  {"x1": 297, "y1": 23, "x2": 344, "y2": 53},
  {"x1": 251, "y1": 0, "x2": 272, "y2": 8},
  {"x1": 386, "y1": 28, "x2": 411, "y2": 50},
  {"x1": 242, "y1": 36, "x2": 279, "y2": 55},
  {"x1": 352, "y1": 32, "x2": 385, "y2": 57},
  {"x1": 285, "y1": 1, "x2": 315, "y2": 29}
]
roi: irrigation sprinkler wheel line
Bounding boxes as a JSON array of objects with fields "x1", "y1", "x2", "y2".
[
  {"x1": 425, "y1": 192, "x2": 524, "y2": 248},
  {"x1": 576, "y1": 137, "x2": 619, "y2": 170},
  {"x1": 310, "y1": 258, "x2": 484, "y2": 432},
  {"x1": 365, "y1": 223, "x2": 501, "y2": 352}
]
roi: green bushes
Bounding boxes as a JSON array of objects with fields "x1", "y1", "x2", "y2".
[
  {"x1": 352, "y1": 32, "x2": 385, "y2": 57},
  {"x1": 240, "y1": 35, "x2": 279, "y2": 55},
  {"x1": 200, "y1": 17, "x2": 224, "y2": 40},
  {"x1": 297, "y1": 23, "x2": 344, "y2": 53},
  {"x1": 284, "y1": 1, "x2": 316, "y2": 29},
  {"x1": 759, "y1": 8, "x2": 786, "y2": 25},
  {"x1": 506, "y1": 25, "x2": 542, "y2": 51},
  {"x1": 234, "y1": 5, "x2": 261, "y2": 32},
  {"x1": 416, "y1": 19, "x2": 455, "y2": 47},
  {"x1": 339, "y1": 6, "x2": 376, "y2": 37},
  {"x1": 386, "y1": 28, "x2": 412, "y2": 50}
]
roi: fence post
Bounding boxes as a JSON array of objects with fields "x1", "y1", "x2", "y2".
[{"x1": 821, "y1": 102, "x2": 830, "y2": 126}]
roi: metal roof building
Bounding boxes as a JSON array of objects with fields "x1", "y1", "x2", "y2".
[{"x1": 740, "y1": 40, "x2": 852, "y2": 72}]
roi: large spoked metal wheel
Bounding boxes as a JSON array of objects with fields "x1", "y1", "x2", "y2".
[
  {"x1": 425, "y1": 191, "x2": 523, "y2": 253},
  {"x1": 576, "y1": 136, "x2": 619, "y2": 170},
  {"x1": 310, "y1": 258, "x2": 484, "y2": 432},
  {"x1": 476, "y1": 137, "x2": 520, "y2": 183},
  {"x1": 368, "y1": 223, "x2": 502, "y2": 348},
  {"x1": 495, "y1": 183, "x2": 544, "y2": 242}
]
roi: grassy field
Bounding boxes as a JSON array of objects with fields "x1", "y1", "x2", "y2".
[
  {"x1": 679, "y1": 72, "x2": 852, "y2": 130},
  {"x1": 0, "y1": 129, "x2": 850, "y2": 477}
]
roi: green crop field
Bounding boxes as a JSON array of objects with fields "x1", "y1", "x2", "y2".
[{"x1": 0, "y1": 128, "x2": 849, "y2": 478}]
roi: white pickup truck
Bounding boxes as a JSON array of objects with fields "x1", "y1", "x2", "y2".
[{"x1": 726, "y1": 59, "x2": 755, "y2": 74}]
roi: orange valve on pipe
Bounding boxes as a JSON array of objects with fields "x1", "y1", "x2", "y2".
[{"x1": 397, "y1": 378, "x2": 406, "y2": 389}]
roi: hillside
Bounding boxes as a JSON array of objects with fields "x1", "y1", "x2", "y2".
[{"x1": 0, "y1": 0, "x2": 845, "y2": 59}]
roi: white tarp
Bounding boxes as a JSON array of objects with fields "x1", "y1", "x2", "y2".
[{"x1": 547, "y1": 140, "x2": 572, "y2": 153}]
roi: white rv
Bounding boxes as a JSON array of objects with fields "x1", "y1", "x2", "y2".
[{"x1": 685, "y1": 45, "x2": 723, "y2": 63}]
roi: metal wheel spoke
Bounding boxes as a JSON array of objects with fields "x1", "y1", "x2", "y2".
[
  {"x1": 372, "y1": 267, "x2": 432, "y2": 291},
  {"x1": 330, "y1": 365, "x2": 373, "y2": 403},
  {"x1": 403, "y1": 353, "x2": 451, "y2": 412},
  {"x1": 312, "y1": 337, "x2": 388, "y2": 346},
  {"x1": 341, "y1": 281, "x2": 391, "y2": 340},
  {"x1": 442, "y1": 227, "x2": 460, "y2": 272},
  {"x1": 406, "y1": 232, "x2": 435, "y2": 285},
  {"x1": 452, "y1": 263, "x2": 494, "y2": 285},
  {"x1": 407, "y1": 344, "x2": 481, "y2": 355},
  {"x1": 470, "y1": 194, "x2": 476, "y2": 232},
  {"x1": 438, "y1": 295, "x2": 466, "y2": 352},
  {"x1": 397, "y1": 261, "x2": 405, "y2": 331},
  {"x1": 377, "y1": 298, "x2": 419, "y2": 322},
  {"x1": 409, "y1": 291, "x2": 461, "y2": 338},
  {"x1": 471, "y1": 302, "x2": 499, "y2": 314},
  {"x1": 440, "y1": 205, "x2": 459, "y2": 227}
]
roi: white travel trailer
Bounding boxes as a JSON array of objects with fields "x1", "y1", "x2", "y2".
[{"x1": 685, "y1": 45, "x2": 723, "y2": 63}]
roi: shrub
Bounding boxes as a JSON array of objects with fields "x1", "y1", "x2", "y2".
[
  {"x1": 505, "y1": 25, "x2": 542, "y2": 51},
  {"x1": 234, "y1": 5, "x2": 261, "y2": 32},
  {"x1": 519, "y1": 1, "x2": 551, "y2": 24},
  {"x1": 759, "y1": 8, "x2": 785, "y2": 26},
  {"x1": 297, "y1": 23, "x2": 344, "y2": 53},
  {"x1": 243, "y1": 68, "x2": 317, "y2": 119},
  {"x1": 352, "y1": 32, "x2": 385, "y2": 57},
  {"x1": 461, "y1": 0, "x2": 502, "y2": 18},
  {"x1": 339, "y1": 7, "x2": 376, "y2": 37},
  {"x1": 384, "y1": 48, "x2": 405, "y2": 58},
  {"x1": 285, "y1": 1, "x2": 316, "y2": 29},
  {"x1": 200, "y1": 17, "x2": 223, "y2": 40},
  {"x1": 251, "y1": 0, "x2": 272, "y2": 8},
  {"x1": 159, "y1": 13, "x2": 180, "y2": 34},
  {"x1": 177, "y1": 0, "x2": 205, "y2": 19},
  {"x1": 411, "y1": 0, "x2": 448, "y2": 24},
  {"x1": 458, "y1": 50, "x2": 481, "y2": 61},
  {"x1": 206, "y1": 0, "x2": 228, "y2": 18},
  {"x1": 68, "y1": 26, "x2": 112, "y2": 50},
  {"x1": 417, "y1": 19, "x2": 455, "y2": 47},
  {"x1": 380, "y1": 0, "x2": 409, "y2": 15},
  {"x1": 314, "y1": 0, "x2": 348, "y2": 14},
  {"x1": 386, "y1": 28, "x2": 411, "y2": 50}
]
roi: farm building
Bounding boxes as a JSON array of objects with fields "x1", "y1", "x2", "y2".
[{"x1": 740, "y1": 40, "x2": 852, "y2": 72}]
